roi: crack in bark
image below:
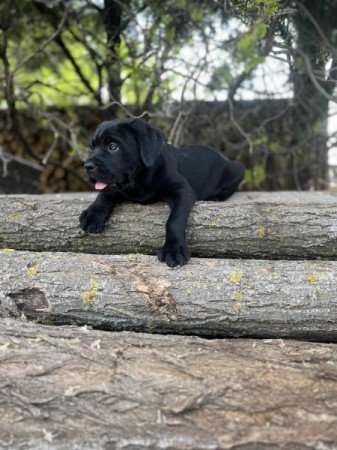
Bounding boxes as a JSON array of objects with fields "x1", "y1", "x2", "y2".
[
  {"x1": 88, "y1": 257, "x2": 178, "y2": 321},
  {"x1": 7, "y1": 287, "x2": 50, "y2": 319},
  {"x1": 130, "y1": 267, "x2": 178, "y2": 322}
]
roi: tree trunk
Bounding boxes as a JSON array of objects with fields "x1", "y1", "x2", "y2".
[
  {"x1": 290, "y1": 0, "x2": 332, "y2": 189},
  {"x1": 1, "y1": 318, "x2": 337, "y2": 449},
  {"x1": 1, "y1": 250, "x2": 337, "y2": 341},
  {"x1": 1, "y1": 192, "x2": 336, "y2": 259},
  {"x1": 103, "y1": 0, "x2": 124, "y2": 106}
]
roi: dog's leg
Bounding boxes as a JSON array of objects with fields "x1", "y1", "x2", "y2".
[
  {"x1": 79, "y1": 192, "x2": 121, "y2": 233},
  {"x1": 207, "y1": 161, "x2": 245, "y2": 201},
  {"x1": 158, "y1": 186, "x2": 196, "y2": 267}
]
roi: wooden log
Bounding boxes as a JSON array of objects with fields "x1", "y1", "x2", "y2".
[
  {"x1": 1, "y1": 318, "x2": 337, "y2": 449},
  {"x1": 0, "y1": 192, "x2": 336, "y2": 259},
  {"x1": 1, "y1": 250, "x2": 337, "y2": 341}
]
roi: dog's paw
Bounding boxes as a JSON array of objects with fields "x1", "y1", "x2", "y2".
[
  {"x1": 158, "y1": 242, "x2": 191, "y2": 268},
  {"x1": 79, "y1": 207, "x2": 107, "y2": 233}
]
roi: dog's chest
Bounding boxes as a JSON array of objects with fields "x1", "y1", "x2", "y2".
[{"x1": 122, "y1": 185, "x2": 155, "y2": 205}]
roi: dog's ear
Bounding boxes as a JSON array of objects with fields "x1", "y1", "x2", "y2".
[{"x1": 130, "y1": 120, "x2": 163, "y2": 168}]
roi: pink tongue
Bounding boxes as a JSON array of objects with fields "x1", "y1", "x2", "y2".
[{"x1": 95, "y1": 182, "x2": 108, "y2": 190}]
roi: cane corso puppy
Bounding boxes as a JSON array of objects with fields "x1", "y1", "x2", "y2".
[{"x1": 80, "y1": 118, "x2": 244, "y2": 267}]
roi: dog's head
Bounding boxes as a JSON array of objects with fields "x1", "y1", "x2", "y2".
[{"x1": 84, "y1": 118, "x2": 163, "y2": 191}]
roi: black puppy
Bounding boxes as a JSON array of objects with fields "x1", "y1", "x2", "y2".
[{"x1": 80, "y1": 118, "x2": 244, "y2": 267}]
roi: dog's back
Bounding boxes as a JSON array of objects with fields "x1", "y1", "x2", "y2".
[{"x1": 168, "y1": 144, "x2": 245, "y2": 201}]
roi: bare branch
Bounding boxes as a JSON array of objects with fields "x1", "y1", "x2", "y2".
[
  {"x1": 100, "y1": 100, "x2": 152, "y2": 120},
  {"x1": 42, "y1": 131, "x2": 59, "y2": 166},
  {"x1": 227, "y1": 97, "x2": 253, "y2": 154},
  {"x1": 298, "y1": 49, "x2": 337, "y2": 103}
]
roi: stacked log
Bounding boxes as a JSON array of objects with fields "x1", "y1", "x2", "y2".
[
  {"x1": 0, "y1": 192, "x2": 336, "y2": 259},
  {"x1": 1, "y1": 192, "x2": 337, "y2": 449}
]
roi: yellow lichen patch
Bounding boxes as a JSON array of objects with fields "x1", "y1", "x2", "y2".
[
  {"x1": 82, "y1": 279, "x2": 99, "y2": 305},
  {"x1": 8, "y1": 214, "x2": 21, "y2": 222},
  {"x1": 257, "y1": 227, "x2": 266, "y2": 237},
  {"x1": 82, "y1": 289, "x2": 97, "y2": 306},
  {"x1": 90, "y1": 278, "x2": 98, "y2": 289},
  {"x1": 228, "y1": 273, "x2": 243, "y2": 283},
  {"x1": 26, "y1": 263, "x2": 40, "y2": 277},
  {"x1": 3, "y1": 248, "x2": 16, "y2": 253},
  {"x1": 146, "y1": 318, "x2": 154, "y2": 333},
  {"x1": 233, "y1": 291, "x2": 243, "y2": 301},
  {"x1": 308, "y1": 273, "x2": 318, "y2": 284},
  {"x1": 184, "y1": 269, "x2": 193, "y2": 277},
  {"x1": 232, "y1": 302, "x2": 242, "y2": 311},
  {"x1": 210, "y1": 219, "x2": 217, "y2": 228},
  {"x1": 126, "y1": 253, "x2": 143, "y2": 260}
]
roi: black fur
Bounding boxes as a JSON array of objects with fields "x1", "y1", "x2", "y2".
[{"x1": 80, "y1": 118, "x2": 244, "y2": 267}]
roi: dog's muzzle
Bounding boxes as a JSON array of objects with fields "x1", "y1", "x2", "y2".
[{"x1": 84, "y1": 160, "x2": 96, "y2": 172}]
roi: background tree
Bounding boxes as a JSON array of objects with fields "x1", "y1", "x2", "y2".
[{"x1": 1, "y1": 0, "x2": 337, "y2": 192}]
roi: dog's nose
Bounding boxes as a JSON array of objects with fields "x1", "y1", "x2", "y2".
[{"x1": 84, "y1": 161, "x2": 96, "y2": 171}]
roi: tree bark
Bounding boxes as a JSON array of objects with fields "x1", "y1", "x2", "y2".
[
  {"x1": 1, "y1": 250, "x2": 337, "y2": 341},
  {"x1": 0, "y1": 318, "x2": 337, "y2": 449},
  {"x1": 290, "y1": 0, "x2": 333, "y2": 189},
  {"x1": 1, "y1": 192, "x2": 337, "y2": 259},
  {"x1": 103, "y1": 0, "x2": 124, "y2": 105}
]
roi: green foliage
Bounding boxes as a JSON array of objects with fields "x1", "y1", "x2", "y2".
[
  {"x1": 252, "y1": 134, "x2": 268, "y2": 146},
  {"x1": 5, "y1": 1, "x2": 103, "y2": 107},
  {"x1": 253, "y1": 135, "x2": 280, "y2": 153},
  {"x1": 16, "y1": 43, "x2": 99, "y2": 107},
  {"x1": 208, "y1": 66, "x2": 233, "y2": 90},
  {"x1": 244, "y1": 164, "x2": 266, "y2": 188},
  {"x1": 269, "y1": 141, "x2": 280, "y2": 152},
  {"x1": 236, "y1": 23, "x2": 267, "y2": 72},
  {"x1": 2, "y1": 0, "x2": 279, "y2": 109},
  {"x1": 246, "y1": 0, "x2": 280, "y2": 16},
  {"x1": 237, "y1": 23, "x2": 268, "y2": 54}
]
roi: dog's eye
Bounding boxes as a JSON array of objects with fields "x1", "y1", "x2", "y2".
[{"x1": 108, "y1": 142, "x2": 118, "y2": 152}]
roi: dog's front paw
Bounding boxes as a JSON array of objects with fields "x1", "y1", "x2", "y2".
[
  {"x1": 158, "y1": 242, "x2": 191, "y2": 268},
  {"x1": 79, "y1": 206, "x2": 107, "y2": 233}
]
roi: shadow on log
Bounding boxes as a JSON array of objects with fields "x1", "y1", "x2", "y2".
[
  {"x1": 0, "y1": 192, "x2": 337, "y2": 259},
  {"x1": 1, "y1": 318, "x2": 337, "y2": 449},
  {"x1": 1, "y1": 250, "x2": 337, "y2": 341}
]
